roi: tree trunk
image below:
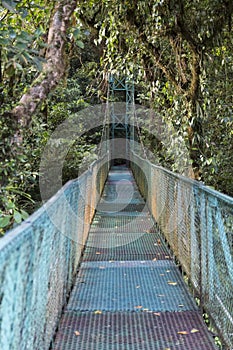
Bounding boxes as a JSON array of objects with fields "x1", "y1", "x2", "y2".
[{"x1": 12, "y1": 0, "x2": 78, "y2": 127}]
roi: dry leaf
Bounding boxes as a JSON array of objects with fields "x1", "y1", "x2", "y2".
[
  {"x1": 191, "y1": 329, "x2": 199, "y2": 333},
  {"x1": 168, "y1": 281, "x2": 177, "y2": 286},
  {"x1": 94, "y1": 310, "x2": 102, "y2": 314},
  {"x1": 74, "y1": 331, "x2": 80, "y2": 336},
  {"x1": 177, "y1": 331, "x2": 189, "y2": 335}
]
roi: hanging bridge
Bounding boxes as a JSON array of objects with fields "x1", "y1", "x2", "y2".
[{"x1": 0, "y1": 77, "x2": 233, "y2": 350}]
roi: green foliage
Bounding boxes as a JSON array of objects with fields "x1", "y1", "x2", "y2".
[
  {"x1": 0, "y1": 189, "x2": 30, "y2": 234},
  {"x1": 47, "y1": 70, "x2": 102, "y2": 185},
  {"x1": 0, "y1": 22, "x2": 103, "y2": 234},
  {"x1": 78, "y1": 0, "x2": 233, "y2": 194},
  {"x1": 0, "y1": 0, "x2": 54, "y2": 100},
  {"x1": 1, "y1": 87, "x2": 52, "y2": 234},
  {"x1": 137, "y1": 83, "x2": 193, "y2": 177},
  {"x1": 62, "y1": 140, "x2": 97, "y2": 183},
  {"x1": 200, "y1": 36, "x2": 233, "y2": 194}
]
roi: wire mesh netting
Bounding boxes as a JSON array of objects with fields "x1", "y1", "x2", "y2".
[
  {"x1": 53, "y1": 311, "x2": 217, "y2": 350},
  {"x1": 66, "y1": 260, "x2": 197, "y2": 312},
  {"x1": 130, "y1": 151, "x2": 233, "y2": 348},
  {"x1": 0, "y1": 154, "x2": 109, "y2": 350}
]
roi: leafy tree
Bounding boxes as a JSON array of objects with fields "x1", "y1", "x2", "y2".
[
  {"x1": 0, "y1": 0, "x2": 103, "y2": 234},
  {"x1": 78, "y1": 0, "x2": 233, "y2": 182},
  {"x1": 1, "y1": 0, "x2": 233, "y2": 234}
]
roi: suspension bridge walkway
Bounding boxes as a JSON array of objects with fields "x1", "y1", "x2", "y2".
[
  {"x1": 52, "y1": 164, "x2": 218, "y2": 350},
  {"x1": 0, "y1": 149, "x2": 232, "y2": 350}
]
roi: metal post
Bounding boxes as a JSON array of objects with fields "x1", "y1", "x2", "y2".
[{"x1": 108, "y1": 75, "x2": 134, "y2": 165}]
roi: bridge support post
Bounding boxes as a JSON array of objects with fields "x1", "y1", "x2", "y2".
[{"x1": 108, "y1": 75, "x2": 134, "y2": 165}]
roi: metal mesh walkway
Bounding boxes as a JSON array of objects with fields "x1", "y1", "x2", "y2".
[{"x1": 53, "y1": 166, "x2": 217, "y2": 350}]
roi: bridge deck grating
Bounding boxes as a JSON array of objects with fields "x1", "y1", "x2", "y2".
[
  {"x1": 53, "y1": 166, "x2": 217, "y2": 350},
  {"x1": 66, "y1": 260, "x2": 197, "y2": 312},
  {"x1": 53, "y1": 311, "x2": 216, "y2": 350}
]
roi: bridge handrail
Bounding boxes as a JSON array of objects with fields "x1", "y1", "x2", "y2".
[
  {"x1": 0, "y1": 152, "x2": 110, "y2": 350},
  {"x1": 130, "y1": 150, "x2": 233, "y2": 348},
  {"x1": 131, "y1": 150, "x2": 233, "y2": 204}
]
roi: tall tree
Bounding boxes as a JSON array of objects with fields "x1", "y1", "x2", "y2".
[
  {"x1": 77, "y1": 0, "x2": 233, "y2": 179},
  {"x1": 1, "y1": 0, "x2": 232, "y2": 190},
  {"x1": 11, "y1": 0, "x2": 78, "y2": 128}
]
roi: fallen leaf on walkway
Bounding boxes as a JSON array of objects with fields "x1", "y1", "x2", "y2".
[
  {"x1": 94, "y1": 310, "x2": 102, "y2": 314},
  {"x1": 191, "y1": 329, "x2": 199, "y2": 333},
  {"x1": 177, "y1": 331, "x2": 189, "y2": 335},
  {"x1": 74, "y1": 331, "x2": 80, "y2": 336},
  {"x1": 168, "y1": 281, "x2": 177, "y2": 286}
]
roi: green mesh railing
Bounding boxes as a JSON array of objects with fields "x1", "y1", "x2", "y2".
[
  {"x1": 0, "y1": 153, "x2": 109, "y2": 350},
  {"x1": 130, "y1": 150, "x2": 233, "y2": 348}
]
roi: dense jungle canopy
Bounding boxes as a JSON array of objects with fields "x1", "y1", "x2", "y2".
[{"x1": 0, "y1": 0, "x2": 233, "y2": 233}]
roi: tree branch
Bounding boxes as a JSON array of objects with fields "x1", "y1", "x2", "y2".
[{"x1": 12, "y1": 0, "x2": 78, "y2": 127}]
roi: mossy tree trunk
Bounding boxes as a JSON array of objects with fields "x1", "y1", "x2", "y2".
[{"x1": 12, "y1": 0, "x2": 77, "y2": 129}]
